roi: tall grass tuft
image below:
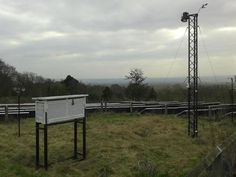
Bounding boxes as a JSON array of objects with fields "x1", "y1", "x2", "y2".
[{"x1": 134, "y1": 160, "x2": 159, "y2": 177}]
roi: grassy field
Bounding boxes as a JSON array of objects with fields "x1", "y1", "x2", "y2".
[{"x1": 0, "y1": 113, "x2": 235, "y2": 177}]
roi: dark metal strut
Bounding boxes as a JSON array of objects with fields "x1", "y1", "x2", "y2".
[{"x1": 35, "y1": 112, "x2": 87, "y2": 170}]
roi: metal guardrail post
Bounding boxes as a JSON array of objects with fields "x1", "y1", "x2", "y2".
[
  {"x1": 208, "y1": 106, "x2": 211, "y2": 119},
  {"x1": 231, "y1": 104, "x2": 234, "y2": 122},
  {"x1": 130, "y1": 102, "x2": 133, "y2": 113},
  {"x1": 105, "y1": 102, "x2": 107, "y2": 112},
  {"x1": 164, "y1": 104, "x2": 168, "y2": 115},
  {"x1": 101, "y1": 101, "x2": 103, "y2": 112},
  {"x1": 4, "y1": 105, "x2": 8, "y2": 121},
  {"x1": 220, "y1": 106, "x2": 223, "y2": 118}
]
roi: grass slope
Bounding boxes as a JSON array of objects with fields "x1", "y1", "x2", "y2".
[{"x1": 0, "y1": 113, "x2": 235, "y2": 177}]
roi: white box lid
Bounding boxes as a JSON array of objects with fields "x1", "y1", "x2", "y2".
[{"x1": 32, "y1": 94, "x2": 88, "y2": 101}]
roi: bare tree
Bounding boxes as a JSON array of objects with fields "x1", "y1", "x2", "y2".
[
  {"x1": 125, "y1": 68, "x2": 146, "y2": 85},
  {"x1": 125, "y1": 68, "x2": 147, "y2": 101}
]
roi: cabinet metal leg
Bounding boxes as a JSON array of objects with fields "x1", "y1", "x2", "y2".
[
  {"x1": 83, "y1": 117, "x2": 86, "y2": 159},
  {"x1": 74, "y1": 120, "x2": 78, "y2": 159},
  {"x1": 36, "y1": 123, "x2": 39, "y2": 169}
]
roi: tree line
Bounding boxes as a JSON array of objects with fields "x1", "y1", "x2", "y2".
[
  {"x1": 0, "y1": 59, "x2": 157, "y2": 103},
  {"x1": 0, "y1": 59, "x2": 233, "y2": 103}
]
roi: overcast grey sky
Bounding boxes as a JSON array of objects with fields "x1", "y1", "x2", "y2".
[{"x1": 0, "y1": 0, "x2": 235, "y2": 79}]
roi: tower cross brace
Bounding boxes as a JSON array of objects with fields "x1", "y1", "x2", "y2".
[
  {"x1": 182, "y1": 12, "x2": 199, "y2": 137},
  {"x1": 188, "y1": 14, "x2": 198, "y2": 137}
]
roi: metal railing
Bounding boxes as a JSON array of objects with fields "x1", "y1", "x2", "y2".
[{"x1": 0, "y1": 102, "x2": 235, "y2": 120}]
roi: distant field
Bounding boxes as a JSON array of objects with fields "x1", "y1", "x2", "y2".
[{"x1": 0, "y1": 113, "x2": 235, "y2": 177}]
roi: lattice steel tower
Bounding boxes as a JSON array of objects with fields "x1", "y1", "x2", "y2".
[{"x1": 181, "y1": 4, "x2": 207, "y2": 137}]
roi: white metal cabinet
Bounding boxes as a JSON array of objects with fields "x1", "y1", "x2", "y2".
[{"x1": 33, "y1": 94, "x2": 88, "y2": 124}]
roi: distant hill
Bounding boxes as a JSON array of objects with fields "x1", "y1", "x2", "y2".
[{"x1": 81, "y1": 76, "x2": 231, "y2": 86}]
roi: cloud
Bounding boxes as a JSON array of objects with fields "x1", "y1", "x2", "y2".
[{"x1": 0, "y1": 0, "x2": 235, "y2": 79}]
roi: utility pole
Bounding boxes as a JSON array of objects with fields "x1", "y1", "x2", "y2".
[{"x1": 181, "y1": 3, "x2": 208, "y2": 138}]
